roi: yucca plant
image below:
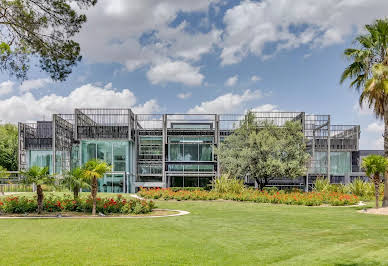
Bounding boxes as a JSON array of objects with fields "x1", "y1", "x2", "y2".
[
  {"x1": 211, "y1": 175, "x2": 245, "y2": 194},
  {"x1": 347, "y1": 178, "x2": 368, "y2": 198},
  {"x1": 314, "y1": 177, "x2": 330, "y2": 192}
]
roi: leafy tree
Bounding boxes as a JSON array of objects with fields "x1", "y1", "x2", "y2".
[
  {"x1": 82, "y1": 159, "x2": 110, "y2": 215},
  {"x1": 60, "y1": 167, "x2": 90, "y2": 200},
  {"x1": 340, "y1": 18, "x2": 388, "y2": 207},
  {"x1": 217, "y1": 112, "x2": 310, "y2": 189},
  {"x1": 0, "y1": 124, "x2": 17, "y2": 171},
  {"x1": 0, "y1": 0, "x2": 97, "y2": 81},
  {"x1": 20, "y1": 166, "x2": 55, "y2": 214},
  {"x1": 362, "y1": 155, "x2": 388, "y2": 208}
]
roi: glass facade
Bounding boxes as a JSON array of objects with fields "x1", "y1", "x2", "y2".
[
  {"x1": 312, "y1": 151, "x2": 351, "y2": 175},
  {"x1": 29, "y1": 150, "x2": 53, "y2": 174},
  {"x1": 80, "y1": 140, "x2": 133, "y2": 192},
  {"x1": 170, "y1": 176, "x2": 212, "y2": 187},
  {"x1": 168, "y1": 136, "x2": 213, "y2": 162},
  {"x1": 81, "y1": 140, "x2": 130, "y2": 172}
]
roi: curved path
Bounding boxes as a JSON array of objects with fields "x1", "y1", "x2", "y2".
[{"x1": 0, "y1": 209, "x2": 190, "y2": 219}]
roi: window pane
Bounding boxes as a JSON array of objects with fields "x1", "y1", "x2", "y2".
[
  {"x1": 169, "y1": 144, "x2": 183, "y2": 161},
  {"x1": 199, "y1": 144, "x2": 212, "y2": 161},
  {"x1": 184, "y1": 143, "x2": 198, "y2": 161},
  {"x1": 171, "y1": 176, "x2": 183, "y2": 187},
  {"x1": 184, "y1": 177, "x2": 198, "y2": 187}
]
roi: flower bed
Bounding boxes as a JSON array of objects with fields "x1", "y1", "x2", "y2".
[
  {"x1": 0, "y1": 194, "x2": 155, "y2": 215},
  {"x1": 138, "y1": 188, "x2": 359, "y2": 206}
]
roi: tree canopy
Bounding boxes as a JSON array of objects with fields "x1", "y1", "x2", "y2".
[
  {"x1": 0, "y1": 0, "x2": 97, "y2": 81},
  {"x1": 0, "y1": 123, "x2": 18, "y2": 171},
  {"x1": 216, "y1": 112, "x2": 310, "y2": 189}
]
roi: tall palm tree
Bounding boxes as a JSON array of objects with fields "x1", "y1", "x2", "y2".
[
  {"x1": 82, "y1": 160, "x2": 111, "y2": 215},
  {"x1": 60, "y1": 167, "x2": 90, "y2": 200},
  {"x1": 21, "y1": 166, "x2": 55, "y2": 214},
  {"x1": 340, "y1": 18, "x2": 388, "y2": 206},
  {"x1": 362, "y1": 155, "x2": 388, "y2": 208}
]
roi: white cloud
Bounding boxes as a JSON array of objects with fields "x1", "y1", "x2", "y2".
[
  {"x1": 251, "y1": 104, "x2": 278, "y2": 112},
  {"x1": 251, "y1": 75, "x2": 261, "y2": 82},
  {"x1": 353, "y1": 103, "x2": 373, "y2": 116},
  {"x1": 221, "y1": 0, "x2": 388, "y2": 65},
  {"x1": 188, "y1": 89, "x2": 262, "y2": 114},
  {"x1": 0, "y1": 84, "x2": 161, "y2": 123},
  {"x1": 225, "y1": 75, "x2": 238, "y2": 87},
  {"x1": 104, "y1": 82, "x2": 113, "y2": 89},
  {"x1": 177, "y1": 92, "x2": 192, "y2": 99},
  {"x1": 147, "y1": 61, "x2": 204, "y2": 86},
  {"x1": 366, "y1": 122, "x2": 384, "y2": 133},
  {"x1": 0, "y1": 80, "x2": 14, "y2": 96},
  {"x1": 76, "y1": 0, "x2": 220, "y2": 85},
  {"x1": 19, "y1": 78, "x2": 52, "y2": 92}
]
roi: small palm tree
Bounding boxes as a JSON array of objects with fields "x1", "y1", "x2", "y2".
[
  {"x1": 82, "y1": 160, "x2": 111, "y2": 215},
  {"x1": 362, "y1": 155, "x2": 388, "y2": 209},
  {"x1": 60, "y1": 167, "x2": 90, "y2": 200},
  {"x1": 20, "y1": 166, "x2": 55, "y2": 214}
]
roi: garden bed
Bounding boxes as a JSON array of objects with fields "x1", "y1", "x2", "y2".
[{"x1": 138, "y1": 188, "x2": 359, "y2": 206}]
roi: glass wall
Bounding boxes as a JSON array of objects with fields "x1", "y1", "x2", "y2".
[
  {"x1": 170, "y1": 176, "x2": 212, "y2": 187},
  {"x1": 168, "y1": 136, "x2": 213, "y2": 162},
  {"x1": 81, "y1": 140, "x2": 129, "y2": 172},
  {"x1": 29, "y1": 150, "x2": 53, "y2": 174},
  {"x1": 311, "y1": 151, "x2": 351, "y2": 175}
]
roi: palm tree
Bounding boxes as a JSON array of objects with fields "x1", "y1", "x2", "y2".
[
  {"x1": 82, "y1": 160, "x2": 111, "y2": 215},
  {"x1": 340, "y1": 18, "x2": 388, "y2": 206},
  {"x1": 20, "y1": 166, "x2": 55, "y2": 214},
  {"x1": 60, "y1": 167, "x2": 90, "y2": 200},
  {"x1": 362, "y1": 155, "x2": 388, "y2": 208}
]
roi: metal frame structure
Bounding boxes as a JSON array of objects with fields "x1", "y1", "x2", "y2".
[{"x1": 18, "y1": 109, "x2": 360, "y2": 192}]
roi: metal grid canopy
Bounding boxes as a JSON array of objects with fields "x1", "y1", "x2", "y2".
[{"x1": 75, "y1": 108, "x2": 135, "y2": 140}]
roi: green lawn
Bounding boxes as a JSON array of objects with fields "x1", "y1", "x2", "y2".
[{"x1": 1, "y1": 194, "x2": 388, "y2": 265}]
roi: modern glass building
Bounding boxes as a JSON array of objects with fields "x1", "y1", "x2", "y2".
[{"x1": 18, "y1": 109, "x2": 360, "y2": 192}]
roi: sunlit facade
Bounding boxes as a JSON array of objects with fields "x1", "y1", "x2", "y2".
[{"x1": 18, "y1": 109, "x2": 361, "y2": 192}]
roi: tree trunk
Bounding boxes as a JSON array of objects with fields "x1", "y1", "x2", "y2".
[
  {"x1": 73, "y1": 186, "x2": 79, "y2": 200},
  {"x1": 37, "y1": 184, "x2": 44, "y2": 214},
  {"x1": 255, "y1": 177, "x2": 268, "y2": 190},
  {"x1": 383, "y1": 110, "x2": 388, "y2": 207},
  {"x1": 91, "y1": 177, "x2": 97, "y2": 215},
  {"x1": 374, "y1": 174, "x2": 380, "y2": 209}
]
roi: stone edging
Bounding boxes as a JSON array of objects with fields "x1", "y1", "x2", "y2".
[{"x1": 0, "y1": 209, "x2": 190, "y2": 219}]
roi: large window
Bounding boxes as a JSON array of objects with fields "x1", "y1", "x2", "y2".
[
  {"x1": 311, "y1": 151, "x2": 351, "y2": 175},
  {"x1": 29, "y1": 150, "x2": 53, "y2": 174},
  {"x1": 81, "y1": 140, "x2": 129, "y2": 172},
  {"x1": 170, "y1": 176, "x2": 212, "y2": 187},
  {"x1": 168, "y1": 136, "x2": 213, "y2": 162}
]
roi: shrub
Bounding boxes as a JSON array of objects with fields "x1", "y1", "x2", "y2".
[
  {"x1": 1, "y1": 196, "x2": 37, "y2": 213},
  {"x1": 138, "y1": 188, "x2": 359, "y2": 206},
  {"x1": 314, "y1": 177, "x2": 331, "y2": 192},
  {"x1": 0, "y1": 194, "x2": 156, "y2": 215},
  {"x1": 262, "y1": 187, "x2": 278, "y2": 194},
  {"x1": 169, "y1": 187, "x2": 204, "y2": 192},
  {"x1": 211, "y1": 175, "x2": 245, "y2": 194}
]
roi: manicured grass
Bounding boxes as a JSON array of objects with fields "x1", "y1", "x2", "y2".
[{"x1": 1, "y1": 194, "x2": 388, "y2": 265}]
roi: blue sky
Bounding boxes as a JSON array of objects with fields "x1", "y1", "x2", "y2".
[{"x1": 0, "y1": 0, "x2": 386, "y2": 149}]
